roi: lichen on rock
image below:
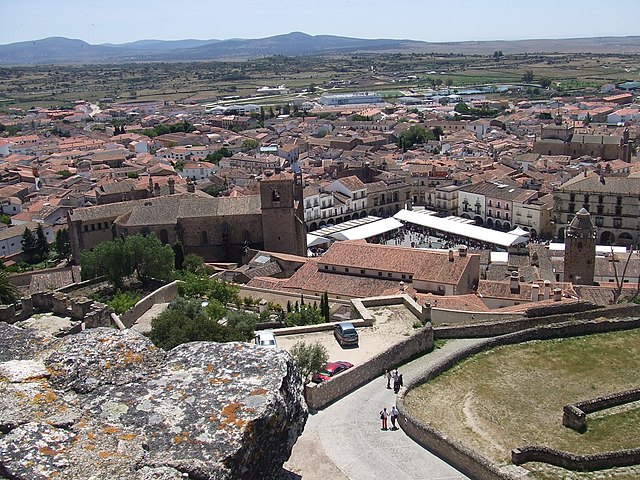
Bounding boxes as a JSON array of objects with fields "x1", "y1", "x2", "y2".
[{"x1": 0, "y1": 323, "x2": 308, "y2": 479}]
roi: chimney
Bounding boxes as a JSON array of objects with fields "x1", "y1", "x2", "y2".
[
  {"x1": 154, "y1": 182, "x2": 161, "y2": 196},
  {"x1": 168, "y1": 177, "x2": 175, "y2": 195},
  {"x1": 187, "y1": 182, "x2": 195, "y2": 193},
  {"x1": 543, "y1": 280, "x2": 551, "y2": 300},
  {"x1": 448, "y1": 249, "x2": 454, "y2": 262},
  {"x1": 553, "y1": 288, "x2": 562, "y2": 301},
  {"x1": 531, "y1": 283, "x2": 540, "y2": 302},
  {"x1": 509, "y1": 271, "x2": 520, "y2": 294},
  {"x1": 458, "y1": 245, "x2": 467, "y2": 257}
]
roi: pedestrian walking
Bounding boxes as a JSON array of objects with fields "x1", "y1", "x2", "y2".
[
  {"x1": 385, "y1": 370, "x2": 391, "y2": 389},
  {"x1": 394, "y1": 374, "x2": 404, "y2": 394},
  {"x1": 379, "y1": 407, "x2": 389, "y2": 430},
  {"x1": 390, "y1": 405, "x2": 399, "y2": 430}
]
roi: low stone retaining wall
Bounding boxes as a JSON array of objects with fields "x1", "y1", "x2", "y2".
[
  {"x1": 305, "y1": 325, "x2": 433, "y2": 410},
  {"x1": 563, "y1": 388, "x2": 640, "y2": 432},
  {"x1": 352, "y1": 294, "x2": 429, "y2": 323},
  {"x1": 267, "y1": 318, "x2": 373, "y2": 337},
  {"x1": 434, "y1": 303, "x2": 640, "y2": 339},
  {"x1": 119, "y1": 280, "x2": 180, "y2": 328},
  {"x1": 512, "y1": 445, "x2": 640, "y2": 471},
  {"x1": 398, "y1": 315, "x2": 640, "y2": 479}
]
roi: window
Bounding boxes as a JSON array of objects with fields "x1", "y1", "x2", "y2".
[
  {"x1": 345, "y1": 268, "x2": 349, "y2": 273},
  {"x1": 84, "y1": 225, "x2": 88, "y2": 232},
  {"x1": 360, "y1": 269, "x2": 365, "y2": 274},
  {"x1": 272, "y1": 189, "x2": 280, "y2": 202},
  {"x1": 104, "y1": 222, "x2": 108, "y2": 229},
  {"x1": 570, "y1": 193, "x2": 575, "y2": 202},
  {"x1": 388, "y1": 273, "x2": 392, "y2": 277},
  {"x1": 584, "y1": 194, "x2": 589, "y2": 203},
  {"x1": 598, "y1": 195, "x2": 604, "y2": 204},
  {"x1": 617, "y1": 196, "x2": 622, "y2": 206},
  {"x1": 613, "y1": 218, "x2": 622, "y2": 229},
  {"x1": 497, "y1": 201, "x2": 501, "y2": 209},
  {"x1": 324, "y1": 265, "x2": 328, "y2": 270},
  {"x1": 332, "y1": 266, "x2": 336, "y2": 271},
  {"x1": 402, "y1": 274, "x2": 406, "y2": 279},
  {"x1": 597, "y1": 205, "x2": 604, "y2": 215},
  {"x1": 595, "y1": 217, "x2": 603, "y2": 227},
  {"x1": 201, "y1": 231, "x2": 208, "y2": 245},
  {"x1": 615, "y1": 206, "x2": 622, "y2": 216},
  {"x1": 568, "y1": 203, "x2": 575, "y2": 213},
  {"x1": 378, "y1": 271, "x2": 382, "y2": 276}
]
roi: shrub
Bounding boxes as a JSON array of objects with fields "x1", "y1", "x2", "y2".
[{"x1": 107, "y1": 290, "x2": 141, "y2": 314}]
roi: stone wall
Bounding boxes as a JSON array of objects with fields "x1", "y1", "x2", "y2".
[
  {"x1": 563, "y1": 388, "x2": 640, "y2": 432},
  {"x1": 397, "y1": 406, "x2": 521, "y2": 480},
  {"x1": 7, "y1": 265, "x2": 77, "y2": 287},
  {"x1": 237, "y1": 284, "x2": 352, "y2": 311},
  {"x1": 119, "y1": 280, "x2": 180, "y2": 328},
  {"x1": 431, "y1": 307, "x2": 519, "y2": 325},
  {"x1": 0, "y1": 290, "x2": 110, "y2": 328},
  {"x1": 398, "y1": 315, "x2": 640, "y2": 479},
  {"x1": 351, "y1": 294, "x2": 429, "y2": 323},
  {"x1": 512, "y1": 445, "x2": 640, "y2": 471},
  {"x1": 434, "y1": 303, "x2": 640, "y2": 339},
  {"x1": 305, "y1": 325, "x2": 433, "y2": 410}
]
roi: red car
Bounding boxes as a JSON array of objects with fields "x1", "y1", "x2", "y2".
[{"x1": 311, "y1": 361, "x2": 354, "y2": 383}]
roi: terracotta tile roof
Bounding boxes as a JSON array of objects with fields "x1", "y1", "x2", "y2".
[{"x1": 318, "y1": 241, "x2": 476, "y2": 285}]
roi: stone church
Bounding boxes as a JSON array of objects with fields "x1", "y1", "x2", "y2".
[{"x1": 67, "y1": 172, "x2": 307, "y2": 264}]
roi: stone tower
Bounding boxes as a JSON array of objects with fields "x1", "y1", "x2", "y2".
[
  {"x1": 564, "y1": 208, "x2": 596, "y2": 285},
  {"x1": 260, "y1": 171, "x2": 307, "y2": 257}
]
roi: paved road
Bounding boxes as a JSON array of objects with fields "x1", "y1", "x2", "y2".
[{"x1": 285, "y1": 338, "x2": 486, "y2": 480}]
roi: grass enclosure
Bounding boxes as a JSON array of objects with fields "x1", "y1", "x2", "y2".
[{"x1": 404, "y1": 328, "x2": 640, "y2": 479}]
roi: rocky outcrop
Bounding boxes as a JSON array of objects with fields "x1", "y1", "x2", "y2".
[{"x1": 0, "y1": 323, "x2": 308, "y2": 479}]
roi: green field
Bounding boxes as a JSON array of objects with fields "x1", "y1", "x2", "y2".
[
  {"x1": 404, "y1": 328, "x2": 640, "y2": 479},
  {"x1": 0, "y1": 52, "x2": 638, "y2": 111}
]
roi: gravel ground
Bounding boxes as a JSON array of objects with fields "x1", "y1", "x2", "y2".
[{"x1": 275, "y1": 305, "x2": 420, "y2": 366}]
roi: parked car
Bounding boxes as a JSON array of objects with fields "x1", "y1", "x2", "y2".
[
  {"x1": 334, "y1": 321, "x2": 359, "y2": 347},
  {"x1": 254, "y1": 331, "x2": 277, "y2": 348},
  {"x1": 311, "y1": 361, "x2": 354, "y2": 383}
]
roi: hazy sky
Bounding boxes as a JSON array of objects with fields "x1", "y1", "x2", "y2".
[{"x1": 3, "y1": 0, "x2": 639, "y2": 45}]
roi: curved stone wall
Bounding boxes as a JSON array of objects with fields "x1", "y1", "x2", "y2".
[{"x1": 398, "y1": 316, "x2": 640, "y2": 478}]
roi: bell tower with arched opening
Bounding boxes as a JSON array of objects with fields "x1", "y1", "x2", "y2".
[{"x1": 260, "y1": 171, "x2": 307, "y2": 256}]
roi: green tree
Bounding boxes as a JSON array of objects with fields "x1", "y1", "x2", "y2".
[
  {"x1": 172, "y1": 242, "x2": 185, "y2": 270},
  {"x1": 80, "y1": 238, "x2": 133, "y2": 289},
  {"x1": 241, "y1": 139, "x2": 260, "y2": 152},
  {"x1": 454, "y1": 102, "x2": 470, "y2": 114},
  {"x1": 493, "y1": 50, "x2": 503, "y2": 61},
  {"x1": 34, "y1": 224, "x2": 49, "y2": 262},
  {"x1": 290, "y1": 341, "x2": 329, "y2": 382},
  {"x1": 127, "y1": 234, "x2": 174, "y2": 283},
  {"x1": 320, "y1": 291, "x2": 330, "y2": 322},
  {"x1": 522, "y1": 70, "x2": 535, "y2": 83},
  {"x1": 0, "y1": 214, "x2": 10, "y2": 225},
  {"x1": 183, "y1": 253, "x2": 205, "y2": 274},
  {"x1": 397, "y1": 125, "x2": 435, "y2": 151},
  {"x1": 21, "y1": 227, "x2": 37, "y2": 263},
  {"x1": 55, "y1": 228, "x2": 71, "y2": 261},
  {"x1": 540, "y1": 77, "x2": 552, "y2": 89},
  {"x1": 150, "y1": 297, "x2": 251, "y2": 350},
  {"x1": 285, "y1": 304, "x2": 325, "y2": 327},
  {"x1": 0, "y1": 270, "x2": 20, "y2": 304}
]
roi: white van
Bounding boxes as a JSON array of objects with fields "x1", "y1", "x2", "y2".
[{"x1": 254, "y1": 331, "x2": 277, "y2": 348}]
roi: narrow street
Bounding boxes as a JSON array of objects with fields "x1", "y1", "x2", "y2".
[{"x1": 285, "y1": 339, "x2": 486, "y2": 479}]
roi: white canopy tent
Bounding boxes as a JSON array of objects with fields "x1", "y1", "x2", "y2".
[
  {"x1": 307, "y1": 233, "x2": 332, "y2": 247},
  {"x1": 548, "y1": 243, "x2": 627, "y2": 255},
  {"x1": 394, "y1": 209, "x2": 529, "y2": 248},
  {"x1": 331, "y1": 217, "x2": 403, "y2": 241}
]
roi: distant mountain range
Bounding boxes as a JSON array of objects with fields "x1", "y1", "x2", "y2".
[{"x1": 1, "y1": 32, "x2": 640, "y2": 65}]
